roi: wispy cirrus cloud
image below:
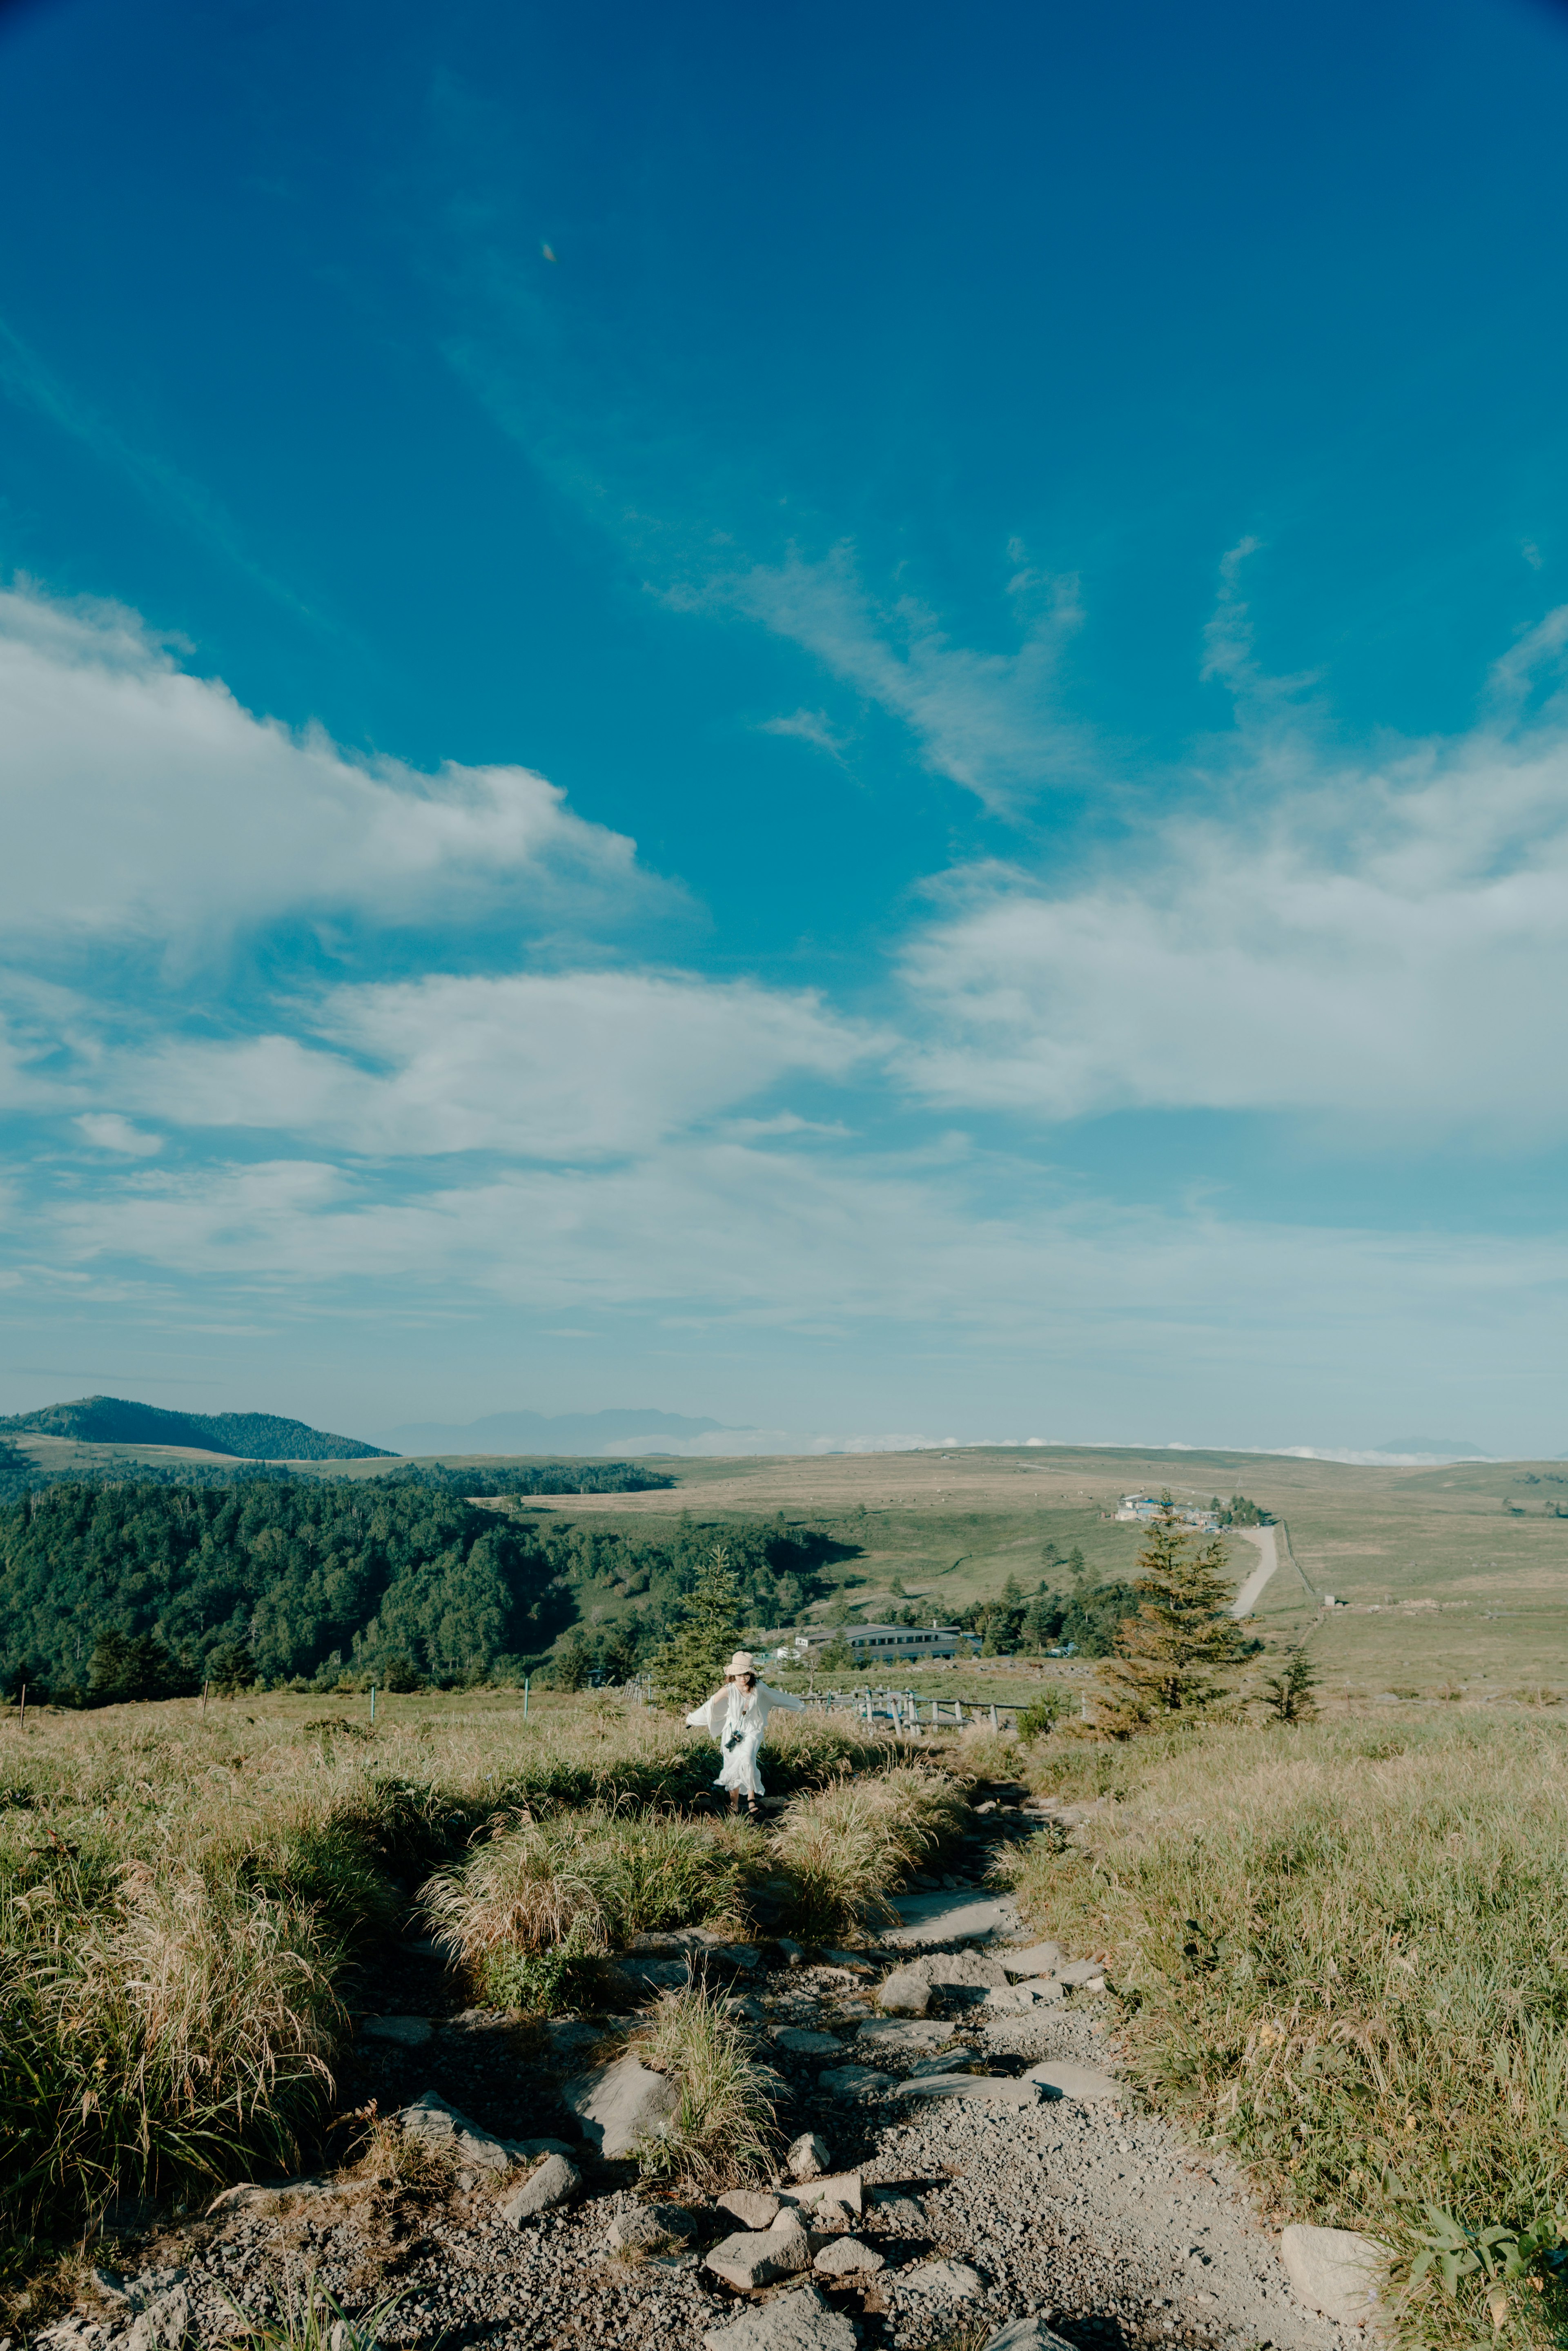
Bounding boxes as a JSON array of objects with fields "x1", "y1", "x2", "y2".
[{"x1": 674, "y1": 541, "x2": 1092, "y2": 816}]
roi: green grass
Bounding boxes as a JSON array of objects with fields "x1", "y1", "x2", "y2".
[
  {"x1": 630, "y1": 1980, "x2": 778, "y2": 2191},
  {"x1": 1002, "y1": 1711, "x2": 1568, "y2": 2347}
]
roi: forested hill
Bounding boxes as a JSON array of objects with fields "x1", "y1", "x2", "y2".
[
  {"x1": 0, "y1": 1395, "x2": 391, "y2": 1459},
  {"x1": 0, "y1": 1478, "x2": 853, "y2": 1701}
]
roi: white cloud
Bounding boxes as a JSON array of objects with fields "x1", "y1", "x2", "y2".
[
  {"x1": 898, "y1": 616, "x2": 1568, "y2": 1134},
  {"x1": 0, "y1": 581, "x2": 643, "y2": 948},
  {"x1": 758, "y1": 709, "x2": 851, "y2": 763},
  {"x1": 680, "y1": 544, "x2": 1090, "y2": 815},
  {"x1": 74, "y1": 1113, "x2": 163, "y2": 1156},
  {"x1": 113, "y1": 969, "x2": 875, "y2": 1158}
]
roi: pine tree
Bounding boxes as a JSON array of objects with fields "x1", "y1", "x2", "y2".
[
  {"x1": 650, "y1": 1544, "x2": 743, "y2": 1710},
  {"x1": 1092, "y1": 1511, "x2": 1243, "y2": 1737},
  {"x1": 1261, "y1": 1648, "x2": 1317, "y2": 1722}
]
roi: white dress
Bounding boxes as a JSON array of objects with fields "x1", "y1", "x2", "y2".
[{"x1": 684, "y1": 1680, "x2": 806, "y2": 1798}]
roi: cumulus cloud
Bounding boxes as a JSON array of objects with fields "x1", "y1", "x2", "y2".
[
  {"x1": 114, "y1": 969, "x2": 877, "y2": 1158},
  {"x1": 898, "y1": 611, "x2": 1568, "y2": 1134},
  {"x1": 0, "y1": 581, "x2": 643, "y2": 948}
]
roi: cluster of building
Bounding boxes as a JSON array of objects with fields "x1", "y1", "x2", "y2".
[
  {"x1": 756, "y1": 1621, "x2": 982, "y2": 1665},
  {"x1": 1114, "y1": 1493, "x2": 1222, "y2": 1532}
]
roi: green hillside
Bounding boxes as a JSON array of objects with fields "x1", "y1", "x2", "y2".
[
  {"x1": 0, "y1": 1393, "x2": 392, "y2": 1460},
  {"x1": 0, "y1": 1477, "x2": 853, "y2": 1700}
]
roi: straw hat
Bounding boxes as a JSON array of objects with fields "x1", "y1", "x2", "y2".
[{"x1": 726, "y1": 1651, "x2": 757, "y2": 1677}]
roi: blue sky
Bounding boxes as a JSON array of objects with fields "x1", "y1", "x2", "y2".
[{"x1": 3, "y1": 0, "x2": 1568, "y2": 1455}]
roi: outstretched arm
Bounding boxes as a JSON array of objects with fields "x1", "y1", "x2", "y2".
[
  {"x1": 757, "y1": 1683, "x2": 806, "y2": 1715},
  {"x1": 684, "y1": 1690, "x2": 723, "y2": 1730}
]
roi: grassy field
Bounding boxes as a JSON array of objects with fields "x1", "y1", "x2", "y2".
[{"x1": 2, "y1": 1661, "x2": 1567, "y2": 2345}]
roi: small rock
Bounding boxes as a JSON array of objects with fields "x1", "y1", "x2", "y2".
[
  {"x1": 818, "y1": 2065, "x2": 896, "y2": 2099},
  {"x1": 876, "y1": 1967, "x2": 932, "y2": 2017},
  {"x1": 900, "y1": 2259, "x2": 984, "y2": 2299},
  {"x1": 813, "y1": 2237, "x2": 884, "y2": 2279},
  {"x1": 812, "y1": 2197, "x2": 858, "y2": 2231},
  {"x1": 396, "y1": 2090, "x2": 532, "y2": 2172},
  {"x1": 778, "y1": 1938, "x2": 808, "y2": 1965},
  {"x1": 358, "y1": 2015, "x2": 434, "y2": 2046},
  {"x1": 718, "y1": 2189, "x2": 781, "y2": 2230},
  {"x1": 980, "y1": 2320, "x2": 1077, "y2": 2351},
  {"x1": 978, "y1": 1986, "x2": 1031, "y2": 2015},
  {"x1": 499, "y1": 2153, "x2": 581, "y2": 2221},
  {"x1": 999, "y1": 1942, "x2": 1062, "y2": 1978},
  {"x1": 608, "y1": 2203, "x2": 704, "y2": 2252},
  {"x1": 89, "y1": 2273, "x2": 130, "y2": 2305},
  {"x1": 702, "y1": 2284, "x2": 858, "y2": 2351},
  {"x1": 786, "y1": 2131, "x2": 831, "y2": 2179},
  {"x1": 820, "y1": 1950, "x2": 872, "y2": 1972},
  {"x1": 1022, "y1": 2060, "x2": 1121, "y2": 2101},
  {"x1": 1023, "y1": 1977, "x2": 1064, "y2": 2004},
  {"x1": 706, "y1": 2229, "x2": 812, "y2": 2291},
  {"x1": 781, "y1": 2170, "x2": 864, "y2": 2217},
  {"x1": 562, "y1": 2053, "x2": 679, "y2": 2159},
  {"x1": 1279, "y1": 2224, "x2": 1393, "y2": 2323},
  {"x1": 125, "y1": 2288, "x2": 189, "y2": 2351},
  {"x1": 895, "y1": 2072, "x2": 1041, "y2": 2106},
  {"x1": 1054, "y1": 1957, "x2": 1106, "y2": 1986},
  {"x1": 867, "y1": 2193, "x2": 927, "y2": 2231},
  {"x1": 726, "y1": 1995, "x2": 769, "y2": 2022},
  {"x1": 774, "y1": 2028, "x2": 843, "y2": 2055}
]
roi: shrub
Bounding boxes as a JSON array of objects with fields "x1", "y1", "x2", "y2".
[
  {"x1": 632, "y1": 1981, "x2": 777, "y2": 2191},
  {"x1": 0, "y1": 1865, "x2": 340, "y2": 2222},
  {"x1": 418, "y1": 1804, "x2": 757, "y2": 1987},
  {"x1": 768, "y1": 1767, "x2": 965, "y2": 1938}
]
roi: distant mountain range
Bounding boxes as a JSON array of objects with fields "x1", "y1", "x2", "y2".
[
  {"x1": 377, "y1": 1407, "x2": 733, "y2": 1457},
  {"x1": 0, "y1": 1395, "x2": 391, "y2": 1460}
]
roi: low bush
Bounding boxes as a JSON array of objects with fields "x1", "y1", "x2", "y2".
[
  {"x1": 419, "y1": 1804, "x2": 760, "y2": 1987},
  {"x1": 0, "y1": 1863, "x2": 340, "y2": 2223},
  {"x1": 632, "y1": 1981, "x2": 777, "y2": 2191},
  {"x1": 768, "y1": 1766, "x2": 966, "y2": 1938}
]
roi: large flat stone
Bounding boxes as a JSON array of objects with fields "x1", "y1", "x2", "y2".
[
  {"x1": 718, "y1": 2189, "x2": 781, "y2": 2231},
  {"x1": 561, "y1": 2053, "x2": 679, "y2": 2159},
  {"x1": 1279, "y1": 2224, "x2": 1393, "y2": 2324},
  {"x1": 818, "y1": 2065, "x2": 895, "y2": 2098},
  {"x1": 703, "y1": 2285, "x2": 858, "y2": 2351},
  {"x1": 893, "y1": 2072, "x2": 1041, "y2": 2106},
  {"x1": 875, "y1": 1967, "x2": 932, "y2": 2016},
  {"x1": 882, "y1": 1894, "x2": 1018, "y2": 1948},
  {"x1": 774, "y1": 2028, "x2": 843, "y2": 2055},
  {"x1": 857, "y1": 2018, "x2": 955, "y2": 2054},
  {"x1": 998, "y1": 1943, "x2": 1062, "y2": 1979},
  {"x1": 359, "y1": 2015, "x2": 434, "y2": 2046},
  {"x1": 1054, "y1": 1958, "x2": 1107, "y2": 1986},
  {"x1": 1022, "y1": 2060, "x2": 1121, "y2": 2101},
  {"x1": 813, "y1": 2237, "x2": 884, "y2": 2278},
  {"x1": 396, "y1": 2090, "x2": 543, "y2": 2172}
]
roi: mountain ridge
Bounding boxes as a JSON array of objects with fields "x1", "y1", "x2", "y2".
[{"x1": 0, "y1": 1395, "x2": 392, "y2": 1460}]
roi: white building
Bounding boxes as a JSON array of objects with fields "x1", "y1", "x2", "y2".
[{"x1": 757, "y1": 1622, "x2": 980, "y2": 1664}]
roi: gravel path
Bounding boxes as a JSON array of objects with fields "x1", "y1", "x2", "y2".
[{"x1": 44, "y1": 1888, "x2": 1350, "y2": 2351}]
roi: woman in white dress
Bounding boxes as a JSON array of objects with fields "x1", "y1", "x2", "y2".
[{"x1": 685, "y1": 1650, "x2": 806, "y2": 1820}]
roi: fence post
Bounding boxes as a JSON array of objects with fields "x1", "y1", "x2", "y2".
[
  {"x1": 990, "y1": 1703, "x2": 999, "y2": 1730},
  {"x1": 523, "y1": 1675, "x2": 530, "y2": 1722},
  {"x1": 955, "y1": 1700, "x2": 963, "y2": 1726},
  {"x1": 370, "y1": 1683, "x2": 376, "y2": 1725}
]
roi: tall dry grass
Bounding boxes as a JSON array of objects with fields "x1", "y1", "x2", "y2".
[
  {"x1": 768, "y1": 1765, "x2": 967, "y2": 1938},
  {"x1": 632, "y1": 1981, "x2": 777, "y2": 2191},
  {"x1": 0, "y1": 1858, "x2": 339, "y2": 2221},
  {"x1": 1005, "y1": 1714, "x2": 1568, "y2": 2344}
]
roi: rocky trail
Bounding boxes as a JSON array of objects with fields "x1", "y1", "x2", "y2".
[{"x1": 37, "y1": 1790, "x2": 1382, "y2": 2351}]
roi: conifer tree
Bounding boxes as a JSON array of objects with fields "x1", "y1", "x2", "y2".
[
  {"x1": 650, "y1": 1544, "x2": 742, "y2": 1710},
  {"x1": 1092, "y1": 1509, "x2": 1243, "y2": 1737}
]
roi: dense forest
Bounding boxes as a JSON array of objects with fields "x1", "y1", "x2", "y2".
[{"x1": 0, "y1": 1476, "x2": 851, "y2": 1703}]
